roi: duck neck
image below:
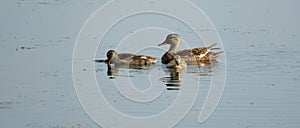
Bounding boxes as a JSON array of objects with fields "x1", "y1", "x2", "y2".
[
  {"x1": 111, "y1": 56, "x2": 125, "y2": 64},
  {"x1": 168, "y1": 41, "x2": 180, "y2": 53}
]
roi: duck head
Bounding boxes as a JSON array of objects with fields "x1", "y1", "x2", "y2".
[
  {"x1": 158, "y1": 34, "x2": 181, "y2": 52},
  {"x1": 106, "y1": 50, "x2": 118, "y2": 64}
]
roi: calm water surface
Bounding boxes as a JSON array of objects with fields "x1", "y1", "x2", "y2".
[{"x1": 0, "y1": 0, "x2": 299, "y2": 128}]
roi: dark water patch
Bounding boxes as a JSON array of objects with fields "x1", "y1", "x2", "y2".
[
  {"x1": 37, "y1": 2, "x2": 50, "y2": 5},
  {"x1": 16, "y1": 44, "x2": 57, "y2": 51},
  {"x1": 15, "y1": 36, "x2": 70, "y2": 51},
  {"x1": 95, "y1": 68, "x2": 104, "y2": 73},
  {"x1": 218, "y1": 26, "x2": 275, "y2": 36},
  {"x1": 24, "y1": 123, "x2": 43, "y2": 128},
  {"x1": 24, "y1": 123, "x2": 83, "y2": 128},
  {"x1": 250, "y1": 54, "x2": 269, "y2": 57},
  {"x1": 15, "y1": 46, "x2": 36, "y2": 51},
  {"x1": 275, "y1": 50, "x2": 286, "y2": 53},
  {"x1": 197, "y1": 73, "x2": 213, "y2": 76},
  {"x1": 40, "y1": 70, "x2": 59, "y2": 77},
  {"x1": 17, "y1": 0, "x2": 68, "y2": 7},
  {"x1": 0, "y1": 101, "x2": 13, "y2": 109},
  {"x1": 266, "y1": 83, "x2": 276, "y2": 87},
  {"x1": 291, "y1": 77, "x2": 300, "y2": 81}
]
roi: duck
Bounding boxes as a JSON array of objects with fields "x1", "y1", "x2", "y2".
[
  {"x1": 95, "y1": 50, "x2": 157, "y2": 66},
  {"x1": 158, "y1": 34, "x2": 221, "y2": 64}
]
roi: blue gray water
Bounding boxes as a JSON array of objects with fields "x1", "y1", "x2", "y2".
[{"x1": 0, "y1": 0, "x2": 299, "y2": 128}]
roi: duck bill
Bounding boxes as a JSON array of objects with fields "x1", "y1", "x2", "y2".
[
  {"x1": 107, "y1": 60, "x2": 112, "y2": 64},
  {"x1": 158, "y1": 41, "x2": 168, "y2": 46}
]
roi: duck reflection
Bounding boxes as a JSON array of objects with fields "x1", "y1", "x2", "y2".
[
  {"x1": 163, "y1": 55, "x2": 187, "y2": 90},
  {"x1": 164, "y1": 67, "x2": 183, "y2": 90},
  {"x1": 106, "y1": 64, "x2": 117, "y2": 79},
  {"x1": 97, "y1": 50, "x2": 222, "y2": 90},
  {"x1": 105, "y1": 63, "x2": 156, "y2": 79}
]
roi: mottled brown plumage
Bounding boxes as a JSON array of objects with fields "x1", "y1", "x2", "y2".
[
  {"x1": 96, "y1": 50, "x2": 157, "y2": 66},
  {"x1": 158, "y1": 34, "x2": 221, "y2": 64}
]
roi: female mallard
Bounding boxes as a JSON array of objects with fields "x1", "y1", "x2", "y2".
[
  {"x1": 95, "y1": 50, "x2": 157, "y2": 66},
  {"x1": 158, "y1": 34, "x2": 220, "y2": 64}
]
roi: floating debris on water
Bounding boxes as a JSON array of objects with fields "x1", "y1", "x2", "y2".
[{"x1": 16, "y1": 46, "x2": 36, "y2": 51}]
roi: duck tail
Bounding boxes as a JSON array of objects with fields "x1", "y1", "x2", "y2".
[
  {"x1": 212, "y1": 51, "x2": 224, "y2": 58},
  {"x1": 211, "y1": 48, "x2": 221, "y2": 50},
  {"x1": 207, "y1": 42, "x2": 218, "y2": 49}
]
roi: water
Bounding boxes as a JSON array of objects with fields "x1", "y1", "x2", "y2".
[{"x1": 1, "y1": 0, "x2": 300, "y2": 128}]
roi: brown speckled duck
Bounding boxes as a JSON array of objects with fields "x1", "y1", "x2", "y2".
[
  {"x1": 158, "y1": 34, "x2": 222, "y2": 64},
  {"x1": 95, "y1": 50, "x2": 157, "y2": 66}
]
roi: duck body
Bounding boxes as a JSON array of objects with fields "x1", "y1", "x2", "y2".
[
  {"x1": 96, "y1": 50, "x2": 157, "y2": 67},
  {"x1": 158, "y1": 34, "x2": 222, "y2": 64},
  {"x1": 177, "y1": 51, "x2": 224, "y2": 65},
  {"x1": 167, "y1": 55, "x2": 187, "y2": 70}
]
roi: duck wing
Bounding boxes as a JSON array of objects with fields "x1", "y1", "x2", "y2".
[
  {"x1": 117, "y1": 53, "x2": 135, "y2": 60},
  {"x1": 162, "y1": 49, "x2": 208, "y2": 64},
  {"x1": 191, "y1": 43, "x2": 218, "y2": 57},
  {"x1": 194, "y1": 51, "x2": 224, "y2": 63},
  {"x1": 176, "y1": 43, "x2": 218, "y2": 57},
  {"x1": 176, "y1": 49, "x2": 193, "y2": 56},
  {"x1": 130, "y1": 55, "x2": 157, "y2": 65},
  {"x1": 205, "y1": 51, "x2": 224, "y2": 60}
]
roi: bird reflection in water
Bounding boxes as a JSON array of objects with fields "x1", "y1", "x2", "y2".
[
  {"x1": 165, "y1": 67, "x2": 182, "y2": 90},
  {"x1": 106, "y1": 64, "x2": 117, "y2": 79},
  {"x1": 105, "y1": 63, "x2": 155, "y2": 79},
  {"x1": 98, "y1": 52, "x2": 221, "y2": 90},
  {"x1": 163, "y1": 55, "x2": 186, "y2": 90}
]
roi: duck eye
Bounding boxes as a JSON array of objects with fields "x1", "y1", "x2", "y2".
[{"x1": 107, "y1": 51, "x2": 114, "y2": 58}]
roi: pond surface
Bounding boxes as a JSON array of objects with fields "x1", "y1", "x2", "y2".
[{"x1": 0, "y1": 0, "x2": 299, "y2": 128}]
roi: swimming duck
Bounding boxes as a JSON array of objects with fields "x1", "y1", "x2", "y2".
[
  {"x1": 158, "y1": 34, "x2": 220, "y2": 64},
  {"x1": 95, "y1": 50, "x2": 157, "y2": 66}
]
